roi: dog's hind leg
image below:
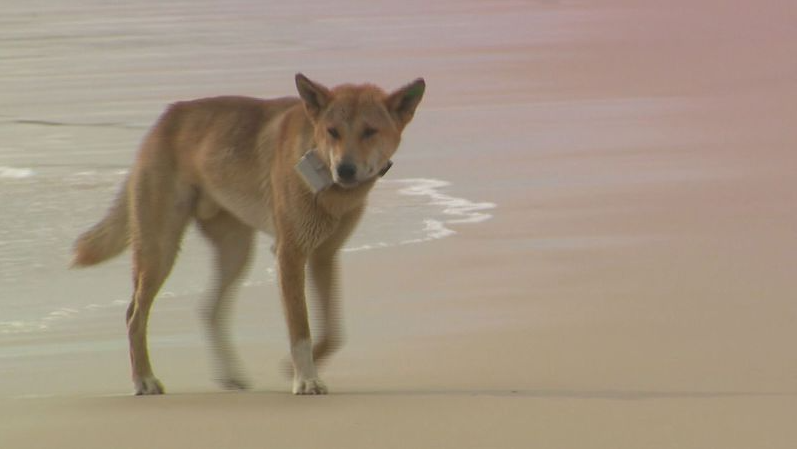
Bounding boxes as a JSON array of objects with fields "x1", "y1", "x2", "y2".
[
  {"x1": 127, "y1": 170, "x2": 194, "y2": 395},
  {"x1": 196, "y1": 209, "x2": 254, "y2": 391}
]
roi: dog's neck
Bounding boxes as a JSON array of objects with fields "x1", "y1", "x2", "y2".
[
  {"x1": 295, "y1": 147, "x2": 390, "y2": 217},
  {"x1": 313, "y1": 177, "x2": 378, "y2": 218}
]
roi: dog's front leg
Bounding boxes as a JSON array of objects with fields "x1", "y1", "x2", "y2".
[
  {"x1": 307, "y1": 206, "x2": 363, "y2": 364},
  {"x1": 308, "y1": 247, "x2": 343, "y2": 365},
  {"x1": 276, "y1": 243, "x2": 327, "y2": 395}
]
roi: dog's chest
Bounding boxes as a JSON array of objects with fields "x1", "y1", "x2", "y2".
[{"x1": 289, "y1": 208, "x2": 341, "y2": 251}]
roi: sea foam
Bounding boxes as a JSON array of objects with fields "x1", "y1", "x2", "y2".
[
  {"x1": 0, "y1": 166, "x2": 34, "y2": 179},
  {"x1": 391, "y1": 178, "x2": 496, "y2": 245}
]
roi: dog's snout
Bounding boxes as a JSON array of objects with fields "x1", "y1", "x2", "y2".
[{"x1": 336, "y1": 163, "x2": 357, "y2": 181}]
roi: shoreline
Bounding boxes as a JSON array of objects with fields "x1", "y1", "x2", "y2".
[
  {"x1": 2, "y1": 0, "x2": 796, "y2": 447},
  {"x1": 0, "y1": 176, "x2": 495, "y2": 339}
]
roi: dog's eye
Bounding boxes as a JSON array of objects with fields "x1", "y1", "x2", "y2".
[
  {"x1": 327, "y1": 127, "x2": 340, "y2": 139},
  {"x1": 362, "y1": 127, "x2": 378, "y2": 139}
]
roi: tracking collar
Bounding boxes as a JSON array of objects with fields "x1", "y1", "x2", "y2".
[{"x1": 295, "y1": 149, "x2": 392, "y2": 194}]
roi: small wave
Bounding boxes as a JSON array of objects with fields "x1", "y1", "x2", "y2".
[
  {"x1": 8, "y1": 119, "x2": 143, "y2": 130},
  {"x1": 0, "y1": 177, "x2": 495, "y2": 336},
  {"x1": 343, "y1": 242, "x2": 392, "y2": 253},
  {"x1": 0, "y1": 320, "x2": 47, "y2": 334},
  {"x1": 341, "y1": 178, "x2": 496, "y2": 252},
  {"x1": 390, "y1": 178, "x2": 496, "y2": 242},
  {"x1": 0, "y1": 307, "x2": 82, "y2": 334},
  {"x1": 0, "y1": 166, "x2": 34, "y2": 179}
]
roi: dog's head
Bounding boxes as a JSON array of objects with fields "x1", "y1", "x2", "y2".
[{"x1": 295, "y1": 73, "x2": 425, "y2": 188}]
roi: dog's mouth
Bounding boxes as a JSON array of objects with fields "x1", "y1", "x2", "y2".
[
  {"x1": 334, "y1": 178, "x2": 360, "y2": 189},
  {"x1": 332, "y1": 162, "x2": 392, "y2": 190}
]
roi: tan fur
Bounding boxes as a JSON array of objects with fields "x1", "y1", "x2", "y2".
[{"x1": 73, "y1": 74, "x2": 425, "y2": 395}]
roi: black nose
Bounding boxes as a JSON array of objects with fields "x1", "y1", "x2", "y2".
[{"x1": 336, "y1": 163, "x2": 357, "y2": 181}]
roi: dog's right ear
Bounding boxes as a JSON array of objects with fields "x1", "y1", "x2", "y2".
[{"x1": 295, "y1": 73, "x2": 332, "y2": 121}]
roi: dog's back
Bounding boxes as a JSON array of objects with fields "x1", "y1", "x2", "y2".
[{"x1": 73, "y1": 95, "x2": 300, "y2": 267}]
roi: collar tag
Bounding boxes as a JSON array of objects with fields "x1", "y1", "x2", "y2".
[
  {"x1": 295, "y1": 149, "x2": 333, "y2": 194},
  {"x1": 295, "y1": 149, "x2": 394, "y2": 194}
]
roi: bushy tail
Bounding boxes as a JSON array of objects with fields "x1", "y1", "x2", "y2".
[{"x1": 72, "y1": 178, "x2": 131, "y2": 267}]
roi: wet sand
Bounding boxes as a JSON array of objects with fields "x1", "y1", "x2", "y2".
[{"x1": 2, "y1": 0, "x2": 797, "y2": 447}]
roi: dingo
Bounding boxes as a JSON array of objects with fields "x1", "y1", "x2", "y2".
[{"x1": 73, "y1": 74, "x2": 425, "y2": 395}]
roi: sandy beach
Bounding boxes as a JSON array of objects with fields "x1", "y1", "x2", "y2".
[{"x1": 2, "y1": 0, "x2": 797, "y2": 447}]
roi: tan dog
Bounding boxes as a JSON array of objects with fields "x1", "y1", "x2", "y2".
[{"x1": 72, "y1": 74, "x2": 425, "y2": 395}]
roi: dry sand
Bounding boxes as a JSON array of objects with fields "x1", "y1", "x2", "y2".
[{"x1": 3, "y1": 0, "x2": 797, "y2": 447}]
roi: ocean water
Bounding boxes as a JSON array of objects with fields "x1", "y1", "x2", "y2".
[
  {"x1": 0, "y1": 165, "x2": 494, "y2": 336},
  {"x1": 0, "y1": 1, "x2": 507, "y2": 353}
]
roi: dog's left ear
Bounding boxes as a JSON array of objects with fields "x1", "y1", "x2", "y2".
[
  {"x1": 296, "y1": 73, "x2": 332, "y2": 121},
  {"x1": 386, "y1": 78, "x2": 425, "y2": 129}
]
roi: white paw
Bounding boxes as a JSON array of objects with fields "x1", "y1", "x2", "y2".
[
  {"x1": 292, "y1": 377, "x2": 328, "y2": 395},
  {"x1": 134, "y1": 376, "x2": 165, "y2": 395}
]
